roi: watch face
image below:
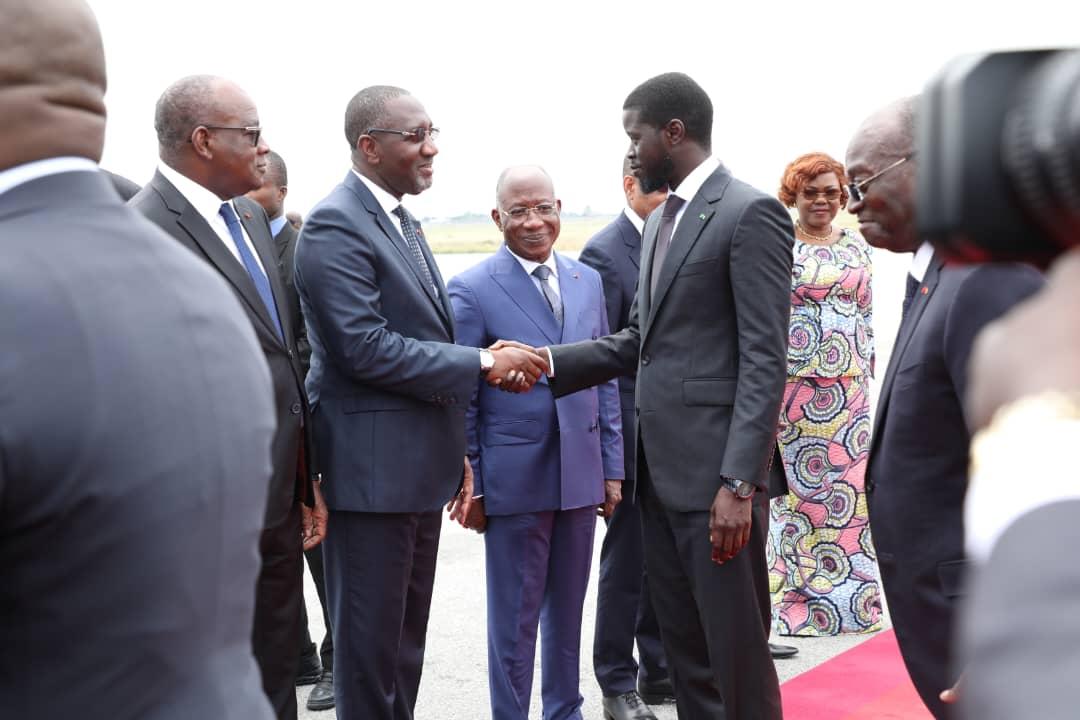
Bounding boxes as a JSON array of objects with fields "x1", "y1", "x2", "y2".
[{"x1": 736, "y1": 482, "x2": 755, "y2": 499}]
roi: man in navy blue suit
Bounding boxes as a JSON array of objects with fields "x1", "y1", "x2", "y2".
[
  {"x1": 294, "y1": 87, "x2": 548, "y2": 720},
  {"x1": 846, "y1": 96, "x2": 1043, "y2": 719},
  {"x1": 449, "y1": 165, "x2": 624, "y2": 720},
  {"x1": 578, "y1": 158, "x2": 671, "y2": 720}
]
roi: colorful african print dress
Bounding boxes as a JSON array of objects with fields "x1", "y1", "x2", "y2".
[{"x1": 767, "y1": 228, "x2": 883, "y2": 636}]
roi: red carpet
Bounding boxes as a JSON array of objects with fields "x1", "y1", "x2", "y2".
[{"x1": 780, "y1": 630, "x2": 933, "y2": 719}]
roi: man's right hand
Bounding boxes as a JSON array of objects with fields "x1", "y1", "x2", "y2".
[
  {"x1": 709, "y1": 486, "x2": 752, "y2": 564},
  {"x1": 486, "y1": 342, "x2": 549, "y2": 392},
  {"x1": 464, "y1": 497, "x2": 487, "y2": 533}
]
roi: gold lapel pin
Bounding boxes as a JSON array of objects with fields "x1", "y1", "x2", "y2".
[{"x1": 699, "y1": 213, "x2": 706, "y2": 220}]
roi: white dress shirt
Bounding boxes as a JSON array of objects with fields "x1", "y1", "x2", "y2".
[
  {"x1": 910, "y1": 241, "x2": 934, "y2": 281},
  {"x1": 623, "y1": 206, "x2": 645, "y2": 236},
  {"x1": 269, "y1": 214, "x2": 288, "y2": 238},
  {"x1": 506, "y1": 247, "x2": 561, "y2": 302},
  {"x1": 668, "y1": 155, "x2": 721, "y2": 236},
  {"x1": 351, "y1": 169, "x2": 411, "y2": 241},
  {"x1": 0, "y1": 157, "x2": 98, "y2": 199},
  {"x1": 158, "y1": 162, "x2": 268, "y2": 275}
]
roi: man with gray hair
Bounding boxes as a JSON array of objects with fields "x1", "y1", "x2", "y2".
[
  {"x1": 130, "y1": 74, "x2": 326, "y2": 720},
  {"x1": 295, "y1": 86, "x2": 549, "y2": 719},
  {"x1": 1, "y1": 2, "x2": 276, "y2": 718}
]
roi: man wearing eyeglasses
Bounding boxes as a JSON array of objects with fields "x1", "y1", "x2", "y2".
[
  {"x1": 130, "y1": 75, "x2": 326, "y2": 720},
  {"x1": 846, "y1": 96, "x2": 1043, "y2": 719},
  {"x1": 293, "y1": 87, "x2": 549, "y2": 720},
  {"x1": 447, "y1": 165, "x2": 624, "y2": 720}
]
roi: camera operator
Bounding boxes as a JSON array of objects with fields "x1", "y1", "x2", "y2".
[
  {"x1": 914, "y1": 48, "x2": 1080, "y2": 720},
  {"x1": 845, "y1": 96, "x2": 1044, "y2": 720}
]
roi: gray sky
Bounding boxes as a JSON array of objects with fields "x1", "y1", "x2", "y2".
[{"x1": 89, "y1": 0, "x2": 1073, "y2": 219}]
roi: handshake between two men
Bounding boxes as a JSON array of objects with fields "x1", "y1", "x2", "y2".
[{"x1": 482, "y1": 339, "x2": 551, "y2": 392}]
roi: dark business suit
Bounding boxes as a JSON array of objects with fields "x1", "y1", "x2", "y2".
[
  {"x1": 273, "y1": 218, "x2": 331, "y2": 672},
  {"x1": 866, "y1": 254, "x2": 1042, "y2": 719},
  {"x1": 0, "y1": 168, "x2": 276, "y2": 719},
  {"x1": 294, "y1": 171, "x2": 479, "y2": 720},
  {"x1": 578, "y1": 212, "x2": 668, "y2": 696},
  {"x1": 549, "y1": 163, "x2": 793, "y2": 719},
  {"x1": 449, "y1": 247, "x2": 623, "y2": 720},
  {"x1": 130, "y1": 171, "x2": 314, "y2": 720}
]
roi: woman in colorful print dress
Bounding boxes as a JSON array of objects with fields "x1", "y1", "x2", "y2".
[{"x1": 767, "y1": 152, "x2": 883, "y2": 636}]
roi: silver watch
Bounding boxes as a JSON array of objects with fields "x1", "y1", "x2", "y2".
[
  {"x1": 479, "y1": 349, "x2": 495, "y2": 375},
  {"x1": 723, "y1": 477, "x2": 755, "y2": 499}
]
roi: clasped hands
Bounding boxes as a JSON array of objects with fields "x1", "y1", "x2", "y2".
[{"x1": 485, "y1": 339, "x2": 550, "y2": 393}]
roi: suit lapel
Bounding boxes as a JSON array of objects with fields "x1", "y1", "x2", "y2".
[
  {"x1": 555, "y1": 253, "x2": 583, "y2": 344},
  {"x1": 152, "y1": 173, "x2": 281, "y2": 342},
  {"x1": 236, "y1": 198, "x2": 293, "y2": 346},
  {"x1": 490, "y1": 246, "x2": 561, "y2": 344},
  {"x1": 617, "y1": 212, "x2": 641, "y2": 269},
  {"x1": 346, "y1": 173, "x2": 452, "y2": 331},
  {"x1": 870, "y1": 253, "x2": 944, "y2": 448}
]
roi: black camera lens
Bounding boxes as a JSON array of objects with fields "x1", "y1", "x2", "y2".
[{"x1": 1002, "y1": 50, "x2": 1080, "y2": 260}]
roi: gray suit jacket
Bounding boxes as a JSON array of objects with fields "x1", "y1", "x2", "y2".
[
  {"x1": 550, "y1": 164, "x2": 793, "y2": 511},
  {"x1": 130, "y1": 171, "x2": 314, "y2": 528},
  {"x1": 0, "y1": 169, "x2": 275, "y2": 719},
  {"x1": 294, "y1": 171, "x2": 479, "y2": 513}
]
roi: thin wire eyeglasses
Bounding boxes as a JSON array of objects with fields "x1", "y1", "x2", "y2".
[
  {"x1": 847, "y1": 153, "x2": 915, "y2": 203},
  {"x1": 196, "y1": 125, "x2": 262, "y2": 147},
  {"x1": 500, "y1": 203, "x2": 559, "y2": 222},
  {"x1": 366, "y1": 127, "x2": 440, "y2": 143}
]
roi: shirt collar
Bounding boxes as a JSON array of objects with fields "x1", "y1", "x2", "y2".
[
  {"x1": 351, "y1": 168, "x2": 403, "y2": 219},
  {"x1": 910, "y1": 241, "x2": 935, "y2": 282},
  {"x1": 0, "y1": 157, "x2": 99, "y2": 198},
  {"x1": 158, "y1": 161, "x2": 234, "y2": 225},
  {"x1": 623, "y1": 205, "x2": 645, "y2": 235},
  {"x1": 506, "y1": 246, "x2": 559, "y2": 279},
  {"x1": 670, "y1": 155, "x2": 720, "y2": 206},
  {"x1": 269, "y1": 214, "x2": 288, "y2": 237}
]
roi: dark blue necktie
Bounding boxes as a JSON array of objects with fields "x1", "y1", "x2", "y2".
[
  {"x1": 902, "y1": 273, "x2": 920, "y2": 320},
  {"x1": 219, "y1": 202, "x2": 284, "y2": 341}
]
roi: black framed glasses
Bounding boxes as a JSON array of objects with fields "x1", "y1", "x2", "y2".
[
  {"x1": 800, "y1": 187, "x2": 843, "y2": 202},
  {"x1": 500, "y1": 203, "x2": 559, "y2": 222},
  {"x1": 194, "y1": 125, "x2": 262, "y2": 147},
  {"x1": 847, "y1": 152, "x2": 915, "y2": 203},
  {"x1": 366, "y1": 127, "x2": 440, "y2": 143}
]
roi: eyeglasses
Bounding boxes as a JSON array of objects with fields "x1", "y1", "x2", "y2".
[
  {"x1": 501, "y1": 203, "x2": 559, "y2": 221},
  {"x1": 847, "y1": 152, "x2": 915, "y2": 203},
  {"x1": 800, "y1": 187, "x2": 843, "y2": 202},
  {"x1": 366, "y1": 127, "x2": 440, "y2": 143},
  {"x1": 198, "y1": 125, "x2": 262, "y2": 147}
]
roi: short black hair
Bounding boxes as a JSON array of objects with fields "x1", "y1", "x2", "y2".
[
  {"x1": 344, "y1": 85, "x2": 408, "y2": 150},
  {"x1": 155, "y1": 75, "x2": 217, "y2": 154},
  {"x1": 623, "y1": 72, "x2": 713, "y2": 152},
  {"x1": 265, "y1": 150, "x2": 287, "y2": 187}
]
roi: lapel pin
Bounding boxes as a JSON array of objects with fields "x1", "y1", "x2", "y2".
[
  {"x1": 921, "y1": 287, "x2": 928, "y2": 294},
  {"x1": 699, "y1": 213, "x2": 706, "y2": 220},
  {"x1": 572, "y1": 272, "x2": 579, "y2": 279},
  {"x1": 242, "y1": 211, "x2": 252, "y2": 220}
]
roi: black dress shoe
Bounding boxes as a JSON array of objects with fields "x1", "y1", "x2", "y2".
[
  {"x1": 295, "y1": 651, "x2": 322, "y2": 686},
  {"x1": 306, "y1": 670, "x2": 335, "y2": 711},
  {"x1": 770, "y1": 642, "x2": 799, "y2": 659},
  {"x1": 602, "y1": 691, "x2": 658, "y2": 720},
  {"x1": 636, "y1": 678, "x2": 676, "y2": 705}
]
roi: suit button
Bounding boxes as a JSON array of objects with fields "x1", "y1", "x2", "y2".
[
  {"x1": 290, "y1": 402, "x2": 302, "y2": 414},
  {"x1": 642, "y1": 354, "x2": 651, "y2": 365},
  {"x1": 288, "y1": 350, "x2": 294, "y2": 358}
]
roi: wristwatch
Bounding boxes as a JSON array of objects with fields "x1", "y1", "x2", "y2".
[
  {"x1": 479, "y1": 349, "x2": 495, "y2": 375},
  {"x1": 722, "y1": 476, "x2": 755, "y2": 499}
]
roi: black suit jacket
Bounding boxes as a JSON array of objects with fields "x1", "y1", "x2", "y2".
[
  {"x1": 551, "y1": 164, "x2": 794, "y2": 511},
  {"x1": 130, "y1": 171, "x2": 314, "y2": 528},
  {"x1": 867, "y1": 253, "x2": 1043, "y2": 717},
  {"x1": 0, "y1": 169, "x2": 275, "y2": 719},
  {"x1": 273, "y1": 220, "x2": 311, "y2": 374}
]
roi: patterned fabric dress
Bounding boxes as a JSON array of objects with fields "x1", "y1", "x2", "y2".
[{"x1": 767, "y1": 228, "x2": 883, "y2": 636}]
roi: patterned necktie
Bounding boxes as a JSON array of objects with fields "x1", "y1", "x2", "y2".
[
  {"x1": 649, "y1": 194, "x2": 687, "y2": 296},
  {"x1": 902, "y1": 273, "x2": 920, "y2": 320},
  {"x1": 532, "y1": 264, "x2": 563, "y2": 326},
  {"x1": 392, "y1": 205, "x2": 438, "y2": 297},
  {"x1": 219, "y1": 202, "x2": 284, "y2": 341}
]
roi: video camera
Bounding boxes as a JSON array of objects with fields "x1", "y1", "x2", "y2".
[{"x1": 918, "y1": 48, "x2": 1080, "y2": 269}]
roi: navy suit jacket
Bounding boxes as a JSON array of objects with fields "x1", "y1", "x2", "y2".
[
  {"x1": 449, "y1": 247, "x2": 624, "y2": 516},
  {"x1": 1, "y1": 169, "x2": 275, "y2": 719},
  {"x1": 867, "y1": 252, "x2": 1043, "y2": 714},
  {"x1": 294, "y1": 171, "x2": 479, "y2": 513}
]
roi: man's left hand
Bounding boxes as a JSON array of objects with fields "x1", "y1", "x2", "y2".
[
  {"x1": 709, "y1": 486, "x2": 751, "y2": 564},
  {"x1": 301, "y1": 478, "x2": 328, "y2": 551},
  {"x1": 447, "y1": 457, "x2": 475, "y2": 526},
  {"x1": 599, "y1": 479, "x2": 623, "y2": 518}
]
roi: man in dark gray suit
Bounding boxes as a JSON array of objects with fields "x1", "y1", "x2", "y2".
[
  {"x1": 0, "y1": 2, "x2": 276, "y2": 718},
  {"x1": 529, "y1": 72, "x2": 794, "y2": 720},
  {"x1": 579, "y1": 158, "x2": 670, "y2": 720},
  {"x1": 247, "y1": 151, "x2": 334, "y2": 712},
  {"x1": 130, "y1": 75, "x2": 327, "y2": 720},
  {"x1": 294, "y1": 85, "x2": 548, "y2": 720},
  {"x1": 846, "y1": 97, "x2": 1043, "y2": 719}
]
